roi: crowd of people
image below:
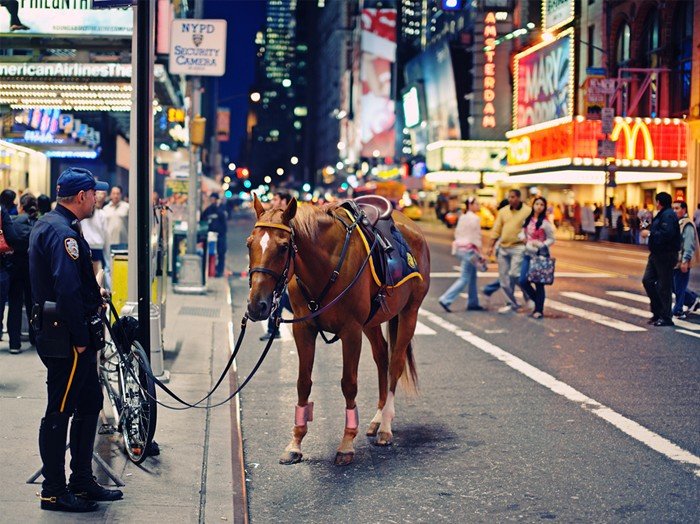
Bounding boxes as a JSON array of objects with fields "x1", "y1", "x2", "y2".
[
  {"x1": 438, "y1": 189, "x2": 700, "y2": 323},
  {"x1": 0, "y1": 185, "x2": 130, "y2": 354}
]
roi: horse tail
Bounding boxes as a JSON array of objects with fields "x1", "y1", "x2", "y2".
[{"x1": 388, "y1": 316, "x2": 419, "y2": 396}]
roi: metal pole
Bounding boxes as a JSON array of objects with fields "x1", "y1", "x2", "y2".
[
  {"x1": 187, "y1": 0, "x2": 204, "y2": 254},
  {"x1": 127, "y1": 6, "x2": 138, "y2": 302},
  {"x1": 136, "y1": 0, "x2": 155, "y2": 356}
]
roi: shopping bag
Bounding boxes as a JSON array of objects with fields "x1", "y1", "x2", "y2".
[{"x1": 527, "y1": 254, "x2": 555, "y2": 285}]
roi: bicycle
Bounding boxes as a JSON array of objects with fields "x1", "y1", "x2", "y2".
[{"x1": 98, "y1": 311, "x2": 158, "y2": 465}]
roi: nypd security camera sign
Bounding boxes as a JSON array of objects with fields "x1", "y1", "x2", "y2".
[{"x1": 170, "y1": 19, "x2": 227, "y2": 77}]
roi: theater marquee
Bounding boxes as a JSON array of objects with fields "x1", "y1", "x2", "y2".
[{"x1": 513, "y1": 28, "x2": 574, "y2": 130}]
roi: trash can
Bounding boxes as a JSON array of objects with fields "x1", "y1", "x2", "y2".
[{"x1": 171, "y1": 221, "x2": 209, "y2": 285}]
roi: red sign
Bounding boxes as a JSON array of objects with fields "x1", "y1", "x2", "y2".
[
  {"x1": 508, "y1": 117, "x2": 687, "y2": 166},
  {"x1": 482, "y1": 12, "x2": 497, "y2": 128}
]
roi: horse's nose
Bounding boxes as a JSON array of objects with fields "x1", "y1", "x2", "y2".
[{"x1": 257, "y1": 299, "x2": 270, "y2": 318}]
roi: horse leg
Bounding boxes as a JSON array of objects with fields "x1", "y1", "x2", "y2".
[
  {"x1": 363, "y1": 324, "x2": 389, "y2": 437},
  {"x1": 377, "y1": 311, "x2": 418, "y2": 446},
  {"x1": 279, "y1": 325, "x2": 317, "y2": 465},
  {"x1": 335, "y1": 329, "x2": 363, "y2": 466}
]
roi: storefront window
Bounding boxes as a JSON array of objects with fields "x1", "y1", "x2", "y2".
[{"x1": 615, "y1": 23, "x2": 631, "y2": 67}]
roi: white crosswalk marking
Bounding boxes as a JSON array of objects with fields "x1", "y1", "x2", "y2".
[
  {"x1": 413, "y1": 321, "x2": 437, "y2": 335},
  {"x1": 568, "y1": 292, "x2": 700, "y2": 331},
  {"x1": 546, "y1": 299, "x2": 646, "y2": 332},
  {"x1": 438, "y1": 271, "x2": 615, "y2": 278},
  {"x1": 606, "y1": 290, "x2": 649, "y2": 303},
  {"x1": 677, "y1": 329, "x2": 700, "y2": 340}
]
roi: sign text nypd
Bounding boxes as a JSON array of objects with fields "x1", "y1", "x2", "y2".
[{"x1": 169, "y1": 19, "x2": 227, "y2": 77}]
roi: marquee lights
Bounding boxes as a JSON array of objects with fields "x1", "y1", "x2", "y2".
[{"x1": 482, "y1": 12, "x2": 497, "y2": 128}]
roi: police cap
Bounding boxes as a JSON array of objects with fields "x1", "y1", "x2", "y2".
[{"x1": 56, "y1": 167, "x2": 109, "y2": 197}]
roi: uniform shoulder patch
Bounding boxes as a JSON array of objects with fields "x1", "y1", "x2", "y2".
[{"x1": 64, "y1": 237, "x2": 79, "y2": 260}]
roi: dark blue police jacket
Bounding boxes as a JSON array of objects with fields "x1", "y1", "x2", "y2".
[{"x1": 29, "y1": 205, "x2": 102, "y2": 348}]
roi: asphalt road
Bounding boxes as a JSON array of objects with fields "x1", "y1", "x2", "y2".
[{"x1": 227, "y1": 212, "x2": 699, "y2": 523}]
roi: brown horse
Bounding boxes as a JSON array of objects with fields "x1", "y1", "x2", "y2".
[{"x1": 246, "y1": 195, "x2": 430, "y2": 466}]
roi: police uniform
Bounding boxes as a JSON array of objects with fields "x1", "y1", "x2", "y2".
[
  {"x1": 201, "y1": 194, "x2": 228, "y2": 277},
  {"x1": 29, "y1": 168, "x2": 121, "y2": 513}
]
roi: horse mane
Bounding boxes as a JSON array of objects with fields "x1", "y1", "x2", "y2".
[{"x1": 290, "y1": 202, "x2": 340, "y2": 242}]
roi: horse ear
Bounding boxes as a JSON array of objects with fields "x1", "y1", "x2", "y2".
[
  {"x1": 282, "y1": 197, "x2": 297, "y2": 223},
  {"x1": 253, "y1": 193, "x2": 265, "y2": 218}
]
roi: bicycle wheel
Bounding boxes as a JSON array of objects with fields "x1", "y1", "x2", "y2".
[
  {"x1": 99, "y1": 339, "x2": 123, "y2": 424},
  {"x1": 118, "y1": 341, "x2": 158, "y2": 464}
]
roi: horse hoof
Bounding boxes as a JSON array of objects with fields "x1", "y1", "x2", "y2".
[
  {"x1": 279, "y1": 451, "x2": 303, "y2": 465},
  {"x1": 366, "y1": 422, "x2": 380, "y2": 437},
  {"x1": 374, "y1": 431, "x2": 393, "y2": 446},
  {"x1": 334, "y1": 451, "x2": 354, "y2": 466}
]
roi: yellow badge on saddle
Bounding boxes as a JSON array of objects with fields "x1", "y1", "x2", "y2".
[
  {"x1": 64, "y1": 238, "x2": 79, "y2": 260},
  {"x1": 406, "y1": 253, "x2": 417, "y2": 269}
]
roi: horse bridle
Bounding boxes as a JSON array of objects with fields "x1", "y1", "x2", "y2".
[{"x1": 249, "y1": 221, "x2": 297, "y2": 313}]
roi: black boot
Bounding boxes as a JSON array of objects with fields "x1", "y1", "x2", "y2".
[
  {"x1": 39, "y1": 414, "x2": 98, "y2": 512},
  {"x1": 67, "y1": 413, "x2": 123, "y2": 502},
  {"x1": 39, "y1": 414, "x2": 69, "y2": 496}
]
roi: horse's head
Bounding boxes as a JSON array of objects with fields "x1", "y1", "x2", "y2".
[{"x1": 246, "y1": 194, "x2": 298, "y2": 321}]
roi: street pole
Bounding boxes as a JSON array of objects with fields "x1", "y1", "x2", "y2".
[
  {"x1": 186, "y1": 0, "x2": 204, "y2": 254},
  {"x1": 135, "y1": 0, "x2": 155, "y2": 357}
]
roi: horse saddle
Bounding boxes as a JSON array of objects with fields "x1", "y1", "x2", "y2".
[{"x1": 352, "y1": 195, "x2": 393, "y2": 227}]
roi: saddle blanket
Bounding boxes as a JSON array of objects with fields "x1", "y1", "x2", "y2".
[{"x1": 342, "y1": 208, "x2": 422, "y2": 288}]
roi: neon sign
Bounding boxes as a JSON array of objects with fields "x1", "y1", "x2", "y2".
[
  {"x1": 610, "y1": 119, "x2": 654, "y2": 161},
  {"x1": 482, "y1": 12, "x2": 497, "y2": 128}
]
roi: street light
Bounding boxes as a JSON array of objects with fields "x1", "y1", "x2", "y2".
[
  {"x1": 228, "y1": 162, "x2": 236, "y2": 171},
  {"x1": 290, "y1": 156, "x2": 299, "y2": 165},
  {"x1": 276, "y1": 167, "x2": 284, "y2": 175},
  {"x1": 250, "y1": 92, "x2": 261, "y2": 103}
]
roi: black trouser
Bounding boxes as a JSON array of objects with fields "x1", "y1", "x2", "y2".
[
  {"x1": 0, "y1": 0, "x2": 21, "y2": 26},
  {"x1": 642, "y1": 252, "x2": 676, "y2": 322},
  {"x1": 8, "y1": 265, "x2": 33, "y2": 349},
  {"x1": 39, "y1": 347, "x2": 103, "y2": 495}
]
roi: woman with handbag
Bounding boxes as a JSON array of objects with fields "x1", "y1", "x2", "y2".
[
  {"x1": 439, "y1": 196, "x2": 486, "y2": 313},
  {"x1": 518, "y1": 196, "x2": 555, "y2": 319}
]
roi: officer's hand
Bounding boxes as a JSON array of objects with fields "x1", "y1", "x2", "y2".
[{"x1": 76, "y1": 346, "x2": 87, "y2": 354}]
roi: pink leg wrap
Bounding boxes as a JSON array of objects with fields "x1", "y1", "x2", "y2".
[
  {"x1": 345, "y1": 406, "x2": 359, "y2": 429},
  {"x1": 294, "y1": 402, "x2": 314, "y2": 427}
]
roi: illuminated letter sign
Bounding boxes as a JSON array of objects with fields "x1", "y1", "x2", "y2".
[
  {"x1": 482, "y1": 12, "x2": 497, "y2": 128},
  {"x1": 610, "y1": 119, "x2": 655, "y2": 161}
]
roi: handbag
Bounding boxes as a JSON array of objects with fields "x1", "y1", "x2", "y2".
[
  {"x1": 527, "y1": 249, "x2": 556, "y2": 285},
  {"x1": 0, "y1": 213, "x2": 13, "y2": 255}
]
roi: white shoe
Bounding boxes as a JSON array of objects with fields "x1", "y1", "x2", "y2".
[
  {"x1": 691, "y1": 296, "x2": 700, "y2": 313},
  {"x1": 498, "y1": 305, "x2": 515, "y2": 314}
]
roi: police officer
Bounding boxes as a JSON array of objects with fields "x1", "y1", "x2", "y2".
[
  {"x1": 201, "y1": 192, "x2": 228, "y2": 277},
  {"x1": 29, "y1": 168, "x2": 123, "y2": 512}
]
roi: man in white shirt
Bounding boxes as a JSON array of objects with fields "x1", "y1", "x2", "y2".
[
  {"x1": 102, "y1": 185, "x2": 129, "y2": 248},
  {"x1": 438, "y1": 196, "x2": 485, "y2": 312},
  {"x1": 81, "y1": 191, "x2": 110, "y2": 275}
]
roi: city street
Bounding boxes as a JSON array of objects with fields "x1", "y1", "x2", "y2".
[{"x1": 227, "y1": 211, "x2": 700, "y2": 522}]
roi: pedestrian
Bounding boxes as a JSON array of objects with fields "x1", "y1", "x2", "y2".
[
  {"x1": 29, "y1": 167, "x2": 122, "y2": 512},
  {"x1": 0, "y1": 188, "x2": 19, "y2": 340},
  {"x1": 439, "y1": 196, "x2": 486, "y2": 312},
  {"x1": 81, "y1": 190, "x2": 110, "y2": 275},
  {"x1": 671, "y1": 200, "x2": 700, "y2": 319},
  {"x1": 102, "y1": 185, "x2": 129, "y2": 249},
  {"x1": 488, "y1": 189, "x2": 532, "y2": 314},
  {"x1": 37, "y1": 194, "x2": 52, "y2": 216},
  {"x1": 694, "y1": 203, "x2": 700, "y2": 231},
  {"x1": 260, "y1": 191, "x2": 295, "y2": 340},
  {"x1": 640, "y1": 192, "x2": 681, "y2": 326},
  {"x1": 481, "y1": 198, "x2": 509, "y2": 302},
  {"x1": 518, "y1": 196, "x2": 555, "y2": 319},
  {"x1": 7, "y1": 193, "x2": 38, "y2": 354},
  {"x1": 1, "y1": 188, "x2": 18, "y2": 215},
  {"x1": 0, "y1": 0, "x2": 30, "y2": 31},
  {"x1": 201, "y1": 192, "x2": 228, "y2": 277}
]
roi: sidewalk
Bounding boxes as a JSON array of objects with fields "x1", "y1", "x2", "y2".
[{"x1": 0, "y1": 275, "x2": 244, "y2": 522}]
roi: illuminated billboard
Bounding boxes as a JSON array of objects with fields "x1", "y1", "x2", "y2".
[
  {"x1": 513, "y1": 28, "x2": 574, "y2": 129},
  {"x1": 402, "y1": 86, "x2": 420, "y2": 128},
  {"x1": 542, "y1": 0, "x2": 574, "y2": 32},
  {"x1": 360, "y1": 7, "x2": 396, "y2": 158},
  {"x1": 0, "y1": 0, "x2": 133, "y2": 37}
]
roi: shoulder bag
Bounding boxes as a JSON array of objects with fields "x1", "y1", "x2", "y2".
[
  {"x1": 527, "y1": 246, "x2": 555, "y2": 285},
  {"x1": 0, "y1": 212, "x2": 13, "y2": 255}
]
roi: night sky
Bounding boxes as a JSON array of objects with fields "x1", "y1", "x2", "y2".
[{"x1": 203, "y1": 0, "x2": 266, "y2": 164}]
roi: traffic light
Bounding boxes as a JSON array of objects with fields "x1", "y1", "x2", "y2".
[{"x1": 189, "y1": 115, "x2": 206, "y2": 147}]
